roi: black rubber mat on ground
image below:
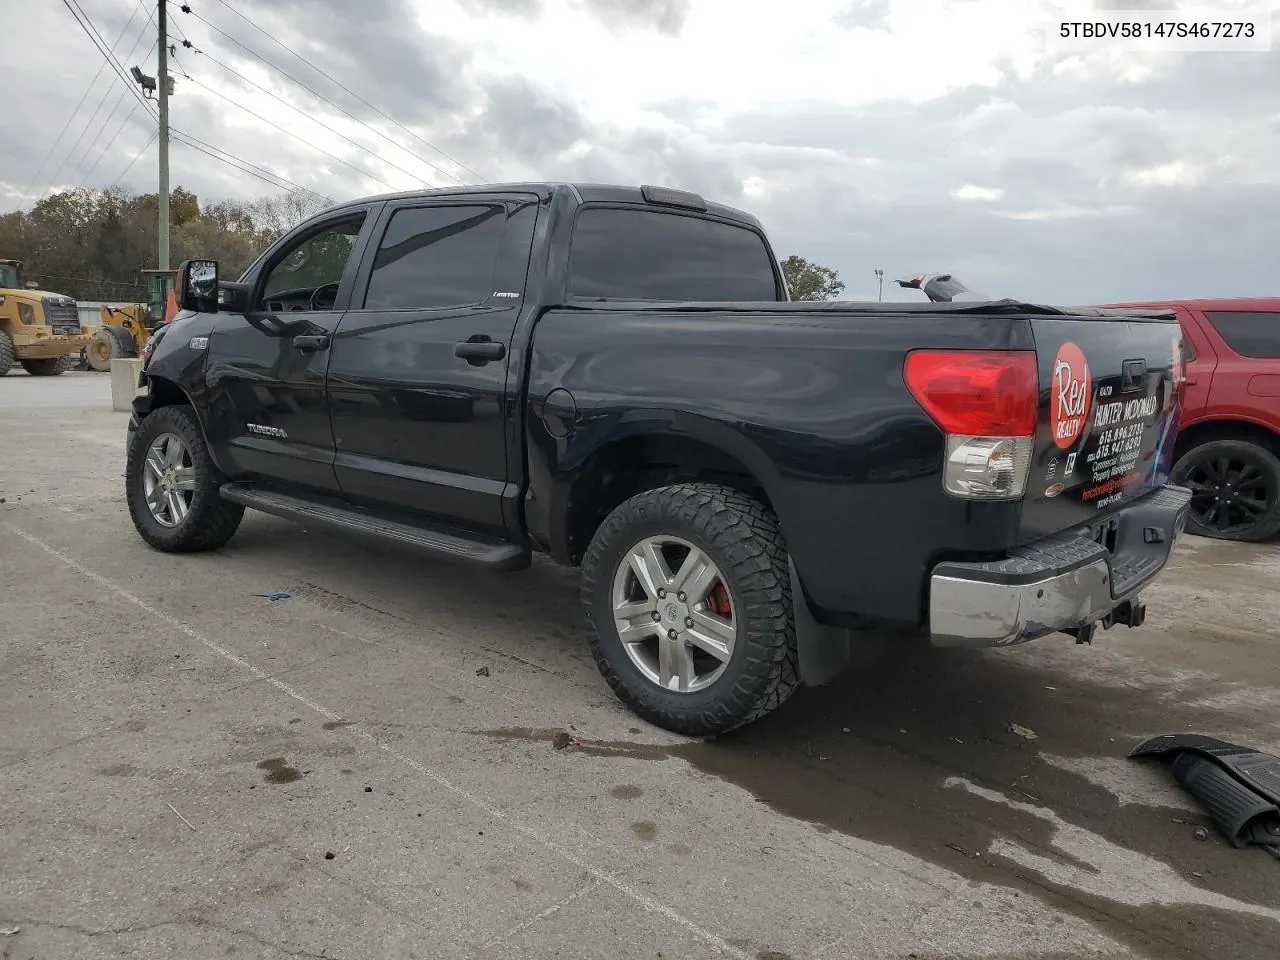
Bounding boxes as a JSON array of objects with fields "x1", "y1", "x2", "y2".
[{"x1": 1130, "y1": 733, "x2": 1280, "y2": 849}]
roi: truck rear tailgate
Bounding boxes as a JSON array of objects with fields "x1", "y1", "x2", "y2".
[{"x1": 1021, "y1": 312, "x2": 1184, "y2": 538}]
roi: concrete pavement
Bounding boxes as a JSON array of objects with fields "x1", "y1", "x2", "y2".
[{"x1": 2, "y1": 370, "x2": 1278, "y2": 959}]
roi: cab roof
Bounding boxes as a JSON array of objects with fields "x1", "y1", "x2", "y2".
[{"x1": 322, "y1": 182, "x2": 764, "y2": 230}]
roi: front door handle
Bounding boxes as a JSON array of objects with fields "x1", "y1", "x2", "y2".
[
  {"x1": 454, "y1": 336, "x2": 505, "y2": 364},
  {"x1": 293, "y1": 334, "x2": 330, "y2": 352}
]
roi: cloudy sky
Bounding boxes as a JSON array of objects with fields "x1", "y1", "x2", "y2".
[{"x1": 5, "y1": 0, "x2": 1278, "y2": 302}]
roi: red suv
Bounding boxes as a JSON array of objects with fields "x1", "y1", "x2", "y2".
[
  {"x1": 1097, "y1": 298, "x2": 1280, "y2": 542},
  {"x1": 896, "y1": 278, "x2": 1279, "y2": 542}
]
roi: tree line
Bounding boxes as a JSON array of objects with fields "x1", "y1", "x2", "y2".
[
  {"x1": 0, "y1": 186, "x2": 328, "y2": 302},
  {"x1": 1, "y1": 186, "x2": 845, "y2": 304}
]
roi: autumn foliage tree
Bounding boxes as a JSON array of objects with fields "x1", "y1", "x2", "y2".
[
  {"x1": 0, "y1": 186, "x2": 329, "y2": 302},
  {"x1": 780, "y1": 254, "x2": 845, "y2": 301}
]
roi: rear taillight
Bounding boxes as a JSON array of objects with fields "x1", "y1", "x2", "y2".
[
  {"x1": 904, "y1": 350, "x2": 1038, "y2": 500},
  {"x1": 1172, "y1": 336, "x2": 1188, "y2": 391}
]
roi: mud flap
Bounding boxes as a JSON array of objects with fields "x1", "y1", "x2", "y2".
[
  {"x1": 789, "y1": 556, "x2": 850, "y2": 687},
  {"x1": 1130, "y1": 733, "x2": 1280, "y2": 849}
]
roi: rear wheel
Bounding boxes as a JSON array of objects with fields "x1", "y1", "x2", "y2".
[
  {"x1": 0, "y1": 331, "x2": 13, "y2": 376},
  {"x1": 126, "y1": 404, "x2": 244, "y2": 552},
  {"x1": 21, "y1": 355, "x2": 73, "y2": 376},
  {"x1": 1171, "y1": 438, "x2": 1280, "y2": 542},
  {"x1": 580, "y1": 482, "x2": 798, "y2": 736},
  {"x1": 87, "y1": 327, "x2": 131, "y2": 371}
]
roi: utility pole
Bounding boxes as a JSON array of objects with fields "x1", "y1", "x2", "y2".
[
  {"x1": 874, "y1": 268, "x2": 884, "y2": 302},
  {"x1": 157, "y1": 0, "x2": 170, "y2": 271}
]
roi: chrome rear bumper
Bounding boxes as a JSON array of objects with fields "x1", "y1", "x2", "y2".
[{"x1": 929, "y1": 485, "x2": 1192, "y2": 648}]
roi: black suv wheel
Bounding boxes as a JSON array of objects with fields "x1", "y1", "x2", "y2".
[{"x1": 1170, "y1": 438, "x2": 1280, "y2": 542}]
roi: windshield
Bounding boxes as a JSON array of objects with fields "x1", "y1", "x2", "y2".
[{"x1": 0, "y1": 263, "x2": 21, "y2": 290}]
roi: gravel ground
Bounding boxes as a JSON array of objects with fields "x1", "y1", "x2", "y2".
[{"x1": 1, "y1": 370, "x2": 1278, "y2": 960}]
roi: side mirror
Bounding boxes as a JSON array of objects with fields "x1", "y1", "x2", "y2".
[
  {"x1": 24, "y1": 280, "x2": 38, "y2": 289},
  {"x1": 180, "y1": 258, "x2": 220, "y2": 313}
]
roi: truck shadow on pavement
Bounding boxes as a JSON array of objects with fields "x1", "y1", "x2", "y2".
[
  {"x1": 676, "y1": 641, "x2": 1280, "y2": 960},
  {"x1": 224, "y1": 519, "x2": 1280, "y2": 960}
]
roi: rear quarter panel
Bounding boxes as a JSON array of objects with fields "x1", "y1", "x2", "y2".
[{"x1": 523, "y1": 306, "x2": 1036, "y2": 624}]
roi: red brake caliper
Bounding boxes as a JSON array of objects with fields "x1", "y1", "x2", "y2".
[{"x1": 709, "y1": 582, "x2": 732, "y2": 619}]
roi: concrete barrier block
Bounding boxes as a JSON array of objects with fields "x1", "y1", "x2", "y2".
[{"x1": 110, "y1": 358, "x2": 145, "y2": 412}]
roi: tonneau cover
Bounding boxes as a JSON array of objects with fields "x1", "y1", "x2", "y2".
[{"x1": 562, "y1": 298, "x2": 1178, "y2": 320}]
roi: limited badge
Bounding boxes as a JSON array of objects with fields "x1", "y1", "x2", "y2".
[{"x1": 1051, "y1": 341, "x2": 1092, "y2": 450}]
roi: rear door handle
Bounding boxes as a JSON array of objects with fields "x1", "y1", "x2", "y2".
[
  {"x1": 454, "y1": 336, "x2": 505, "y2": 364},
  {"x1": 293, "y1": 334, "x2": 330, "y2": 352}
]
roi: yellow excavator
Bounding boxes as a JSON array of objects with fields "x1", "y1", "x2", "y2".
[
  {"x1": 0, "y1": 259, "x2": 93, "y2": 376},
  {"x1": 85, "y1": 269, "x2": 178, "y2": 371}
]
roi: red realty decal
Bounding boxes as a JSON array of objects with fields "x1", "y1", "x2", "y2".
[{"x1": 1050, "y1": 342, "x2": 1092, "y2": 450}]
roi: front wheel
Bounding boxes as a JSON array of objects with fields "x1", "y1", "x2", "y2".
[
  {"x1": 1170, "y1": 438, "x2": 1280, "y2": 542},
  {"x1": 580, "y1": 483, "x2": 798, "y2": 736},
  {"x1": 125, "y1": 404, "x2": 245, "y2": 552},
  {"x1": 0, "y1": 331, "x2": 14, "y2": 375},
  {"x1": 21, "y1": 355, "x2": 73, "y2": 376}
]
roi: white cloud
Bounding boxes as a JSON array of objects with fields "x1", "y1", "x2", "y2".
[
  {"x1": 5, "y1": 0, "x2": 1280, "y2": 303},
  {"x1": 1123, "y1": 161, "x2": 1203, "y2": 188},
  {"x1": 951, "y1": 184, "x2": 1005, "y2": 202}
]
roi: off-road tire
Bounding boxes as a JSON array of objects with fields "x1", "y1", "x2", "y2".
[
  {"x1": 126, "y1": 404, "x2": 245, "y2": 552},
  {"x1": 87, "y1": 327, "x2": 126, "y2": 371},
  {"x1": 580, "y1": 482, "x2": 799, "y2": 736},
  {"x1": 0, "y1": 331, "x2": 13, "y2": 376},
  {"x1": 1171, "y1": 438, "x2": 1280, "y2": 543},
  {"x1": 21, "y1": 355, "x2": 73, "y2": 376}
]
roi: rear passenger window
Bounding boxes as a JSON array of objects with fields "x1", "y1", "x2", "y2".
[
  {"x1": 1203, "y1": 311, "x2": 1280, "y2": 359},
  {"x1": 363, "y1": 205, "x2": 505, "y2": 310},
  {"x1": 568, "y1": 207, "x2": 780, "y2": 302}
]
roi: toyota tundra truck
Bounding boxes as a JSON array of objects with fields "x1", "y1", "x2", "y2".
[{"x1": 123, "y1": 182, "x2": 1192, "y2": 735}]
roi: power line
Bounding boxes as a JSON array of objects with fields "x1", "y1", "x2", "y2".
[
  {"x1": 55, "y1": 1, "x2": 339, "y2": 206},
  {"x1": 175, "y1": 47, "x2": 437, "y2": 190},
  {"x1": 71, "y1": 33, "x2": 160, "y2": 189},
  {"x1": 183, "y1": 2, "x2": 480, "y2": 185},
  {"x1": 60, "y1": 0, "x2": 160, "y2": 122},
  {"x1": 217, "y1": 0, "x2": 489, "y2": 182},
  {"x1": 77, "y1": 97, "x2": 148, "y2": 188},
  {"x1": 25, "y1": 0, "x2": 147, "y2": 203},
  {"x1": 172, "y1": 132, "x2": 293, "y2": 192},
  {"x1": 110, "y1": 129, "x2": 159, "y2": 188},
  {"x1": 69, "y1": 15, "x2": 161, "y2": 189},
  {"x1": 51, "y1": 11, "x2": 158, "y2": 195},
  {"x1": 171, "y1": 129, "x2": 334, "y2": 203},
  {"x1": 174, "y1": 68, "x2": 397, "y2": 191}
]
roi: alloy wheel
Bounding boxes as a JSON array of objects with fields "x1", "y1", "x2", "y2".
[
  {"x1": 610, "y1": 535, "x2": 737, "y2": 693},
  {"x1": 142, "y1": 432, "x2": 197, "y2": 528}
]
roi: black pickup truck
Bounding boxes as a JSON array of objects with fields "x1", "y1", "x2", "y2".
[{"x1": 126, "y1": 182, "x2": 1191, "y2": 735}]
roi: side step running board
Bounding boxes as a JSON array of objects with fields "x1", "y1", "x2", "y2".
[{"x1": 219, "y1": 483, "x2": 531, "y2": 571}]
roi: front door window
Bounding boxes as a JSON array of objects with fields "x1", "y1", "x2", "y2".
[{"x1": 259, "y1": 216, "x2": 366, "y2": 313}]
